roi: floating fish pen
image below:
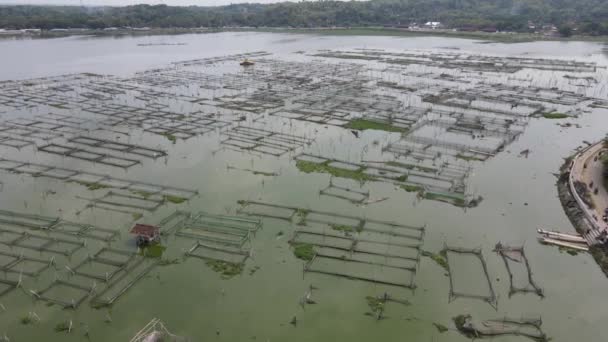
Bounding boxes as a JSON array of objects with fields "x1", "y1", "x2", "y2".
[
  {"x1": 33, "y1": 279, "x2": 93, "y2": 309},
  {"x1": 0, "y1": 135, "x2": 35, "y2": 150},
  {"x1": 0, "y1": 228, "x2": 85, "y2": 256},
  {"x1": 319, "y1": 179, "x2": 370, "y2": 204},
  {"x1": 237, "y1": 200, "x2": 425, "y2": 248},
  {"x1": 81, "y1": 191, "x2": 166, "y2": 213},
  {"x1": 293, "y1": 223, "x2": 422, "y2": 289},
  {"x1": 221, "y1": 126, "x2": 313, "y2": 157},
  {"x1": 7, "y1": 117, "x2": 84, "y2": 135},
  {"x1": 0, "y1": 209, "x2": 119, "y2": 242},
  {"x1": 157, "y1": 211, "x2": 192, "y2": 236},
  {"x1": 314, "y1": 49, "x2": 597, "y2": 73},
  {"x1": 0, "y1": 158, "x2": 197, "y2": 199},
  {"x1": 295, "y1": 153, "x2": 470, "y2": 205},
  {"x1": 90, "y1": 256, "x2": 158, "y2": 307},
  {"x1": 0, "y1": 123, "x2": 64, "y2": 140},
  {"x1": 175, "y1": 212, "x2": 261, "y2": 248},
  {"x1": 38, "y1": 143, "x2": 141, "y2": 169},
  {"x1": 67, "y1": 136, "x2": 167, "y2": 159},
  {"x1": 71, "y1": 248, "x2": 137, "y2": 283},
  {"x1": 0, "y1": 250, "x2": 54, "y2": 277},
  {"x1": 185, "y1": 241, "x2": 249, "y2": 265},
  {"x1": 444, "y1": 246, "x2": 497, "y2": 309},
  {"x1": 494, "y1": 243, "x2": 543, "y2": 298}
]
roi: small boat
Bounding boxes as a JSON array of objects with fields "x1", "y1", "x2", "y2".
[
  {"x1": 538, "y1": 237, "x2": 589, "y2": 251},
  {"x1": 240, "y1": 59, "x2": 255, "y2": 66},
  {"x1": 537, "y1": 228, "x2": 586, "y2": 243}
]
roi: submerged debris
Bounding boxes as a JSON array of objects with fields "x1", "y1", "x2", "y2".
[
  {"x1": 453, "y1": 314, "x2": 548, "y2": 341},
  {"x1": 421, "y1": 250, "x2": 449, "y2": 271},
  {"x1": 205, "y1": 260, "x2": 243, "y2": 278}
]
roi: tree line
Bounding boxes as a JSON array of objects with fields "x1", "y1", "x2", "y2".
[{"x1": 0, "y1": 0, "x2": 607, "y2": 35}]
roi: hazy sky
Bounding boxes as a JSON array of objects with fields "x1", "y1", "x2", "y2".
[{"x1": 0, "y1": 0, "x2": 292, "y2": 6}]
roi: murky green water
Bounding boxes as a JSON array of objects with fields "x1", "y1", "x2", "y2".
[{"x1": 0, "y1": 32, "x2": 607, "y2": 341}]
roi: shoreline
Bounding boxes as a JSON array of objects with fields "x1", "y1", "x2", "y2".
[
  {"x1": 557, "y1": 145, "x2": 608, "y2": 277},
  {"x1": 1, "y1": 26, "x2": 607, "y2": 43}
]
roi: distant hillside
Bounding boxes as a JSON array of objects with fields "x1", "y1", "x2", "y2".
[{"x1": 1, "y1": 1, "x2": 607, "y2": 35}]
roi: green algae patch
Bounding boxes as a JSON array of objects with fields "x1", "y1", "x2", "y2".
[
  {"x1": 131, "y1": 190, "x2": 153, "y2": 199},
  {"x1": 295, "y1": 208, "x2": 309, "y2": 225},
  {"x1": 400, "y1": 184, "x2": 424, "y2": 193},
  {"x1": 20, "y1": 315, "x2": 34, "y2": 325},
  {"x1": 330, "y1": 224, "x2": 359, "y2": 233},
  {"x1": 365, "y1": 296, "x2": 385, "y2": 312},
  {"x1": 161, "y1": 133, "x2": 177, "y2": 143},
  {"x1": 164, "y1": 195, "x2": 187, "y2": 204},
  {"x1": 422, "y1": 250, "x2": 449, "y2": 271},
  {"x1": 296, "y1": 160, "x2": 376, "y2": 182},
  {"x1": 206, "y1": 260, "x2": 243, "y2": 278},
  {"x1": 74, "y1": 181, "x2": 110, "y2": 191},
  {"x1": 139, "y1": 243, "x2": 166, "y2": 258},
  {"x1": 345, "y1": 118, "x2": 408, "y2": 133},
  {"x1": 292, "y1": 243, "x2": 315, "y2": 261},
  {"x1": 55, "y1": 321, "x2": 70, "y2": 332}
]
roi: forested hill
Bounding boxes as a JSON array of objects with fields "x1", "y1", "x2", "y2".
[{"x1": 1, "y1": 0, "x2": 607, "y2": 35}]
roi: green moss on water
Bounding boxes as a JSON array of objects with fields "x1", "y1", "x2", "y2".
[
  {"x1": 161, "y1": 133, "x2": 177, "y2": 143},
  {"x1": 74, "y1": 181, "x2": 110, "y2": 191},
  {"x1": 164, "y1": 195, "x2": 187, "y2": 204},
  {"x1": 139, "y1": 244, "x2": 166, "y2": 258},
  {"x1": 433, "y1": 322, "x2": 449, "y2": 333},
  {"x1": 131, "y1": 190, "x2": 153, "y2": 199},
  {"x1": 345, "y1": 118, "x2": 408, "y2": 133},
  {"x1": 295, "y1": 208, "x2": 309, "y2": 225},
  {"x1": 55, "y1": 321, "x2": 70, "y2": 332},
  {"x1": 542, "y1": 112, "x2": 569, "y2": 119},
  {"x1": 296, "y1": 160, "x2": 376, "y2": 182},
  {"x1": 422, "y1": 250, "x2": 449, "y2": 271},
  {"x1": 400, "y1": 184, "x2": 424, "y2": 193},
  {"x1": 365, "y1": 296, "x2": 385, "y2": 312},
  {"x1": 292, "y1": 243, "x2": 315, "y2": 261},
  {"x1": 206, "y1": 260, "x2": 243, "y2": 278},
  {"x1": 558, "y1": 246, "x2": 580, "y2": 256},
  {"x1": 330, "y1": 224, "x2": 359, "y2": 233},
  {"x1": 131, "y1": 213, "x2": 143, "y2": 221},
  {"x1": 424, "y1": 192, "x2": 467, "y2": 207},
  {"x1": 20, "y1": 315, "x2": 33, "y2": 325},
  {"x1": 158, "y1": 258, "x2": 180, "y2": 266},
  {"x1": 395, "y1": 175, "x2": 408, "y2": 182}
]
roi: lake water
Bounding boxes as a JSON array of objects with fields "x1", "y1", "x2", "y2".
[{"x1": 0, "y1": 32, "x2": 607, "y2": 341}]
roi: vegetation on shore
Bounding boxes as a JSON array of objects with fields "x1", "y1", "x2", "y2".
[{"x1": 1, "y1": 2, "x2": 608, "y2": 38}]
